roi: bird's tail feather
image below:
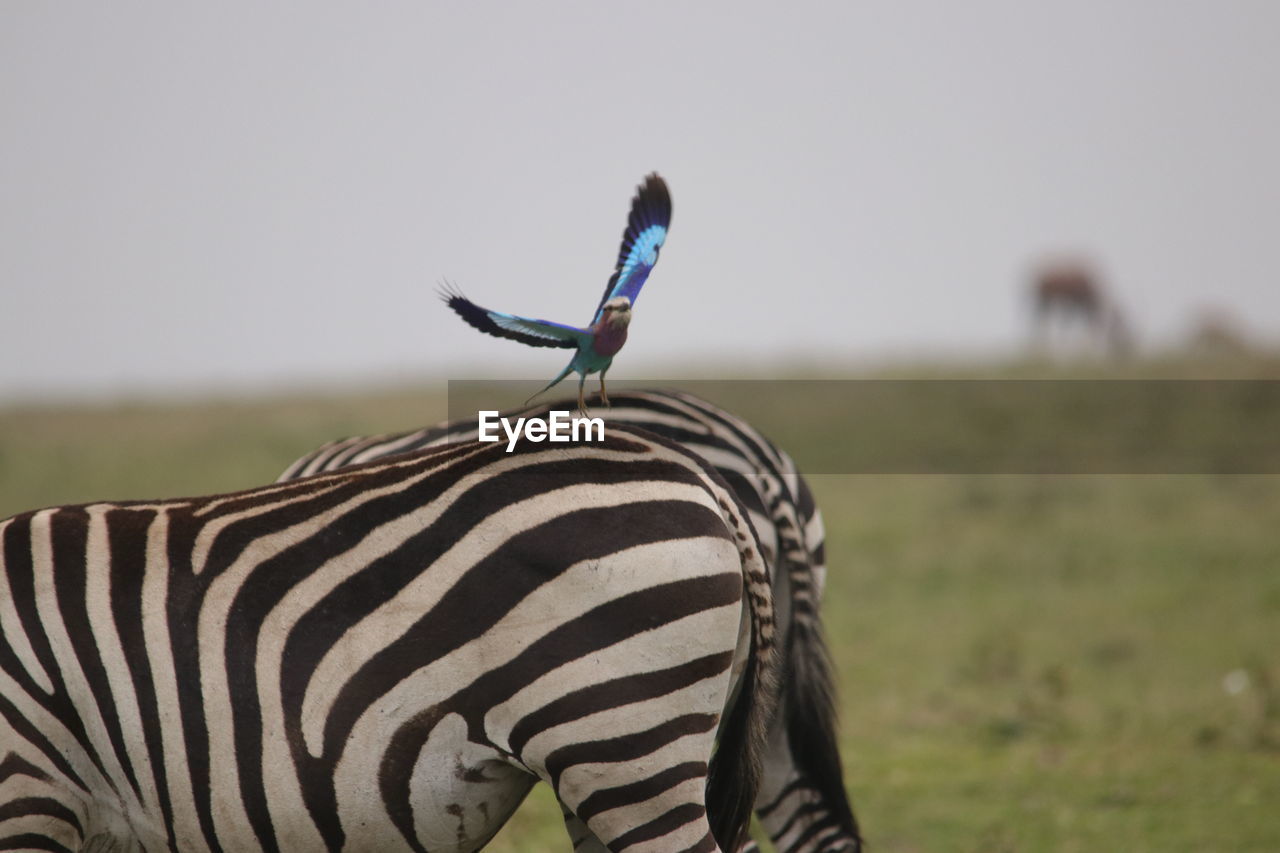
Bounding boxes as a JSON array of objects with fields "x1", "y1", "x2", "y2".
[{"x1": 525, "y1": 363, "x2": 575, "y2": 406}]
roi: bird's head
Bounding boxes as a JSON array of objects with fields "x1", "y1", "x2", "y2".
[{"x1": 601, "y1": 296, "x2": 633, "y2": 328}]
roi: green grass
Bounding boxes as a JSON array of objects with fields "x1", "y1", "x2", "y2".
[
  {"x1": 2, "y1": 364, "x2": 1278, "y2": 851},
  {"x1": 820, "y1": 474, "x2": 1280, "y2": 852},
  {"x1": 0, "y1": 388, "x2": 449, "y2": 515}
]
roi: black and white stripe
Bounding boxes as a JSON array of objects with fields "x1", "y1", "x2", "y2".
[
  {"x1": 280, "y1": 390, "x2": 862, "y2": 853},
  {"x1": 0, "y1": 426, "x2": 777, "y2": 852}
]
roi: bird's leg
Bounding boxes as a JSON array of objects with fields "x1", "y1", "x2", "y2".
[
  {"x1": 599, "y1": 369, "x2": 611, "y2": 409},
  {"x1": 577, "y1": 374, "x2": 590, "y2": 417}
]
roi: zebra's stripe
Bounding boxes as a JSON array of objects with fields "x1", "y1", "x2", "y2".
[
  {"x1": 278, "y1": 389, "x2": 862, "y2": 852},
  {"x1": 1, "y1": 426, "x2": 776, "y2": 852}
]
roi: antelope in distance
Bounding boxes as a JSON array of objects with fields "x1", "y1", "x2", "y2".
[{"x1": 1031, "y1": 260, "x2": 1133, "y2": 359}]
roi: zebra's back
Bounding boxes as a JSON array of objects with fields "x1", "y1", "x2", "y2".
[
  {"x1": 0, "y1": 427, "x2": 776, "y2": 852},
  {"x1": 279, "y1": 389, "x2": 860, "y2": 845},
  {"x1": 279, "y1": 390, "x2": 862, "y2": 852}
]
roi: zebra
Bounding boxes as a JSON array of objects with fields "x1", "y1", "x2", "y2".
[
  {"x1": 279, "y1": 390, "x2": 862, "y2": 853},
  {"x1": 0, "y1": 425, "x2": 779, "y2": 852}
]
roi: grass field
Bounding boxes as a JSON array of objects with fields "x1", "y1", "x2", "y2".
[{"x1": 2, "y1": 361, "x2": 1278, "y2": 851}]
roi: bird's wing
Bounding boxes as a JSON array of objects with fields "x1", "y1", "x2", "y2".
[
  {"x1": 592, "y1": 173, "x2": 672, "y2": 323},
  {"x1": 441, "y1": 286, "x2": 584, "y2": 349}
]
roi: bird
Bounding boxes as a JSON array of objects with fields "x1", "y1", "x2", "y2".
[{"x1": 441, "y1": 173, "x2": 671, "y2": 414}]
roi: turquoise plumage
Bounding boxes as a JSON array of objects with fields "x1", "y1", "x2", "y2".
[{"x1": 442, "y1": 173, "x2": 672, "y2": 413}]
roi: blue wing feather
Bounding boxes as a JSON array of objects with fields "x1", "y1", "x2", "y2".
[
  {"x1": 490, "y1": 312, "x2": 591, "y2": 346},
  {"x1": 592, "y1": 173, "x2": 671, "y2": 323},
  {"x1": 441, "y1": 285, "x2": 582, "y2": 349}
]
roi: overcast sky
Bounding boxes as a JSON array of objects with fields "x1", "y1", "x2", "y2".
[{"x1": 3, "y1": 2, "x2": 1277, "y2": 400}]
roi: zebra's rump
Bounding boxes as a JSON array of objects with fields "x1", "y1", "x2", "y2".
[
  {"x1": 0, "y1": 427, "x2": 775, "y2": 852},
  {"x1": 280, "y1": 389, "x2": 863, "y2": 851}
]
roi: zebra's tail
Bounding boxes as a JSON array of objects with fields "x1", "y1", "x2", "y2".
[
  {"x1": 703, "y1": 489, "x2": 780, "y2": 853},
  {"x1": 782, "y1": 502, "x2": 862, "y2": 849}
]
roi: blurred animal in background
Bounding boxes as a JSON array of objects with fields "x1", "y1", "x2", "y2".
[
  {"x1": 1186, "y1": 306, "x2": 1255, "y2": 357},
  {"x1": 1030, "y1": 259, "x2": 1133, "y2": 359},
  {"x1": 442, "y1": 173, "x2": 672, "y2": 413}
]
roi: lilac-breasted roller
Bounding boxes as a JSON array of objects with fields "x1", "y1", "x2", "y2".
[{"x1": 442, "y1": 173, "x2": 671, "y2": 413}]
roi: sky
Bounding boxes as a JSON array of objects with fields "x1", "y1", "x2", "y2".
[{"x1": 2, "y1": 2, "x2": 1278, "y2": 400}]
